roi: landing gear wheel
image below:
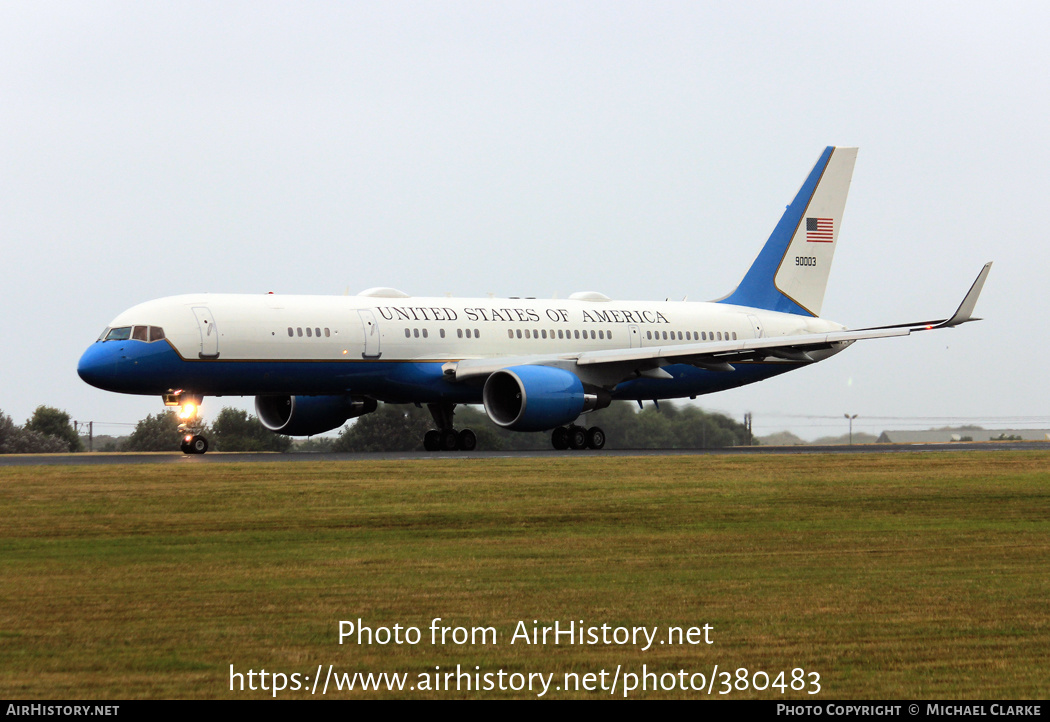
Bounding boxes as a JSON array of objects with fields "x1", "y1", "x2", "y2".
[
  {"x1": 441, "y1": 429, "x2": 459, "y2": 451},
  {"x1": 551, "y1": 427, "x2": 569, "y2": 451},
  {"x1": 586, "y1": 426, "x2": 606, "y2": 450},
  {"x1": 424, "y1": 429, "x2": 441, "y2": 451},
  {"x1": 457, "y1": 428, "x2": 477, "y2": 451},
  {"x1": 180, "y1": 440, "x2": 191, "y2": 454},
  {"x1": 189, "y1": 435, "x2": 208, "y2": 454},
  {"x1": 567, "y1": 425, "x2": 588, "y2": 450}
]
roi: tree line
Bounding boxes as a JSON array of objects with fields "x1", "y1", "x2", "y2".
[
  {"x1": 328, "y1": 401, "x2": 754, "y2": 452},
  {"x1": 0, "y1": 407, "x2": 82, "y2": 453},
  {"x1": 0, "y1": 406, "x2": 293, "y2": 453},
  {"x1": 1, "y1": 401, "x2": 754, "y2": 454}
]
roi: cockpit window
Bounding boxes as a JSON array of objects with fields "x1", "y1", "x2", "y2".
[
  {"x1": 105, "y1": 327, "x2": 132, "y2": 341},
  {"x1": 97, "y1": 327, "x2": 110, "y2": 342},
  {"x1": 101, "y1": 325, "x2": 166, "y2": 342}
]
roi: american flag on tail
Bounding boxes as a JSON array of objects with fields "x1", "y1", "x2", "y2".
[{"x1": 806, "y1": 217, "x2": 834, "y2": 242}]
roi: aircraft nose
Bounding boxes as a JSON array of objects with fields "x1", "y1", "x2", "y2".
[{"x1": 77, "y1": 342, "x2": 118, "y2": 390}]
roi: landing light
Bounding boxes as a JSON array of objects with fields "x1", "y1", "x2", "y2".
[
  {"x1": 184, "y1": 435, "x2": 193, "y2": 443},
  {"x1": 178, "y1": 403, "x2": 197, "y2": 420}
]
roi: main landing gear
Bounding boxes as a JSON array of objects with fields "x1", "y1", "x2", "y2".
[
  {"x1": 551, "y1": 425, "x2": 606, "y2": 451},
  {"x1": 423, "y1": 403, "x2": 477, "y2": 452}
]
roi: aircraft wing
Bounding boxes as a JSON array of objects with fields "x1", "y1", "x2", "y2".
[
  {"x1": 447, "y1": 326, "x2": 910, "y2": 385},
  {"x1": 447, "y1": 263, "x2": 991, "y2": 386}
]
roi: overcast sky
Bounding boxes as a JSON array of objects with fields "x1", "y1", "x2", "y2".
[{"x1": 2, "y1": 1, "x2": 1047, "y2": 441}]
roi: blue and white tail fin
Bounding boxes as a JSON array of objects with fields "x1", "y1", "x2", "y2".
[{"x1": 717, "y1": 146, "x2": 858, "y2": 317}]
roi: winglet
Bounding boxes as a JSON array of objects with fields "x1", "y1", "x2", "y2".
[
  {"x1": 934, "y1": 262, "x2": 992, "y2": 328},
  {"x1": 850, "y1": 262, "x2": 993, "y2": 334}
]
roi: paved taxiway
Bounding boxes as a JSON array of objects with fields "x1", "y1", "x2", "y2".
[{"x1": 2, "y1": 441, "x2": 1048, "y2": 466}]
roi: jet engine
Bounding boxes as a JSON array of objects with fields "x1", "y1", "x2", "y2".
[
  {"x1": 255, "y1": 394, "x2": 377, "y2": 437},
  {"x1": 482, "y1": 365, "x2": 605, "y2": 432}
]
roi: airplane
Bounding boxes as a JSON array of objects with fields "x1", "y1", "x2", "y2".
[{"x1": 77, "y1": 146, "x2": 992, "y2": 454}]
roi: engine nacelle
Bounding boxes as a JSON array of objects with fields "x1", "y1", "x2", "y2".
[
  {"x1": 255, "y1": 395, "x2": 378, "y2": 437},
  {"x1": 483, "y1": 365, "x2": 602, "y2": 432}
]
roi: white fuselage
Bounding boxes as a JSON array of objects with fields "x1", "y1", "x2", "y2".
[{"x1": 104, "y1": 292, "x2": 845, "y2": 365}]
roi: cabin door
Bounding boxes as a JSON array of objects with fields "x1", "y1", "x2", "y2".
[
  {"x1": 192, "y1": 306, "x2": 220, "y2": 359},
  {"x1": 747, "y1": 314, "x2": 763, "y2": 339},
  {"x1": 358, "y1": 309, "x2": 382, "y2": 359}
]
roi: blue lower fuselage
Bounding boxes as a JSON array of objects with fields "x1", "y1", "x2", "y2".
[{"x1": 78, "y1": 337, "x2": 798, "y2": 404}]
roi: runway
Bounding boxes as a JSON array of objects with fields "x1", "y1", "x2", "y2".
[{"x1": 2, "y1": 441, "x2": 1049, "y2": 466}]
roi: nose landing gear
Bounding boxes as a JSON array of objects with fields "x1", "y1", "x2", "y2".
[
  {"x1": 180, "y1": 434, "x2": 209, "y2": 454},
  {"x1": 165, "y1": 392, "x2": 209, "y2": 454}
]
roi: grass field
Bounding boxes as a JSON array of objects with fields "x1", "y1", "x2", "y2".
[{"x1": 1, "y1": 451, "x2": 1047, "y2": 699}]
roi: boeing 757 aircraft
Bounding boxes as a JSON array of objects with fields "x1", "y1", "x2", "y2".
[{"x1": 78, "y1": 147, "x2": 991, "y2": 453}]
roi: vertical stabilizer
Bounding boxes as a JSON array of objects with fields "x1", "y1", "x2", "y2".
[{"x1": 718, "y1": 146, "x2": 857, "y2": 317}]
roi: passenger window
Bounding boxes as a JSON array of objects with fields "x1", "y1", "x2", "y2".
[
  {"x1": 306, "y1": 328, "x2": 313, "y2": 337},
  {"x1": 458, "y1": 329, "x2": 463, "y2": 338},
  {"x1": 508, "y1": 329, "x2": 514, "y2": 339},
  {"x1": 558, "y1": 330, "x2": 564, "y2": 339},
  {"x1": 608, "y1": 331, "x2": 612, "y2": 340},
  {"x1": 325, "y1": 328, "x2": 330, "y2": 337},
  {"x1": 516, "y1": 329, "x2": 522, "y2": 339},
  {"x1": 440, "y1": 329, "x2": 446, "y2": 338},
  {"x1": 422, "y1": 329, "x2": 428, "y2": 338},
  {"x1": 598, "y1": 330, "x2": 604, "y2": 340},
  {"x1": 132, "y1": 326, "x2": 148, "y2": 341},
  {"x1": 542, "y1": 330, "x2": 547, "y2": 339},
  {"x1": 315, "y1": 328, "x2": 321, "y2": 337},
  {"x1": 413, "y1": 329, "x2": 419, "y2": 338},
  {"x1": 732, "y1": 331, "x2": 737, "y2": 340},
  {"x1": 288, "y1": 327, "x2": 294, "y2": 337},
  {"x1": 465, "y1": 328, "x2": 472, "y2": 338},
  {"x1": 297, "y1": 328, "x2": 303, "y2": 337},
  {"x1": 525, "y1": 330, "x2": 531, "y2": 339},
  {"x1": 475, "y1": 329, "x2": 480, "y2": 338},
  {"x1": 405, "y1": 328, "x2": 411, "y2": 338},
  {"x1": 590, "y1": 330, "x2": 596, "y2": 340}
]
